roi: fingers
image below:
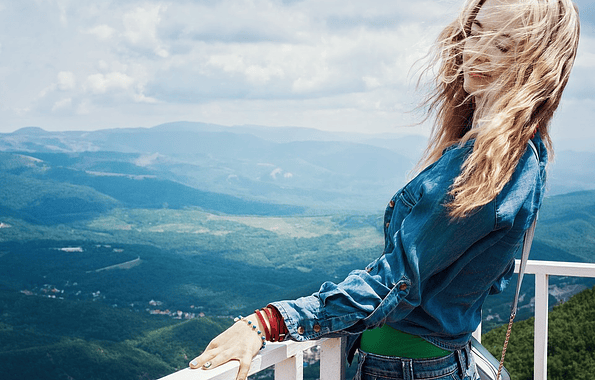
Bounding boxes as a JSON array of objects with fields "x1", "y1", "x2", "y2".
[
  {"x1": 188, "y1": 346, "x2": 221, "y2": 369},
  {"x1": 235, "y1": 354, "x2": 254, "y2": 380},
  {"x1": 201, "y1": 353, "x2": 233, "y2": 369},
  {"x1": 189, "y1": 350, "x2": 254, "y2": 380}
]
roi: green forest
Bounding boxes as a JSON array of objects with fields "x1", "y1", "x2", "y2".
[{"x1": 0, "y1": 289, "x2": 232, "y2": 379}]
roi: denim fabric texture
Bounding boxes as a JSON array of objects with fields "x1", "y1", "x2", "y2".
[
  {"x1": 271, "y1": 133, "x2": 547, "y2": 359},
  {"x1": 354, "y1": 343, "x2": 479, "y2": 380}
]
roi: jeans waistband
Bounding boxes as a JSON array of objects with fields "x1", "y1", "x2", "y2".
[{"x1": 356, "y1": 342, "x2": 472, "y2": 380}]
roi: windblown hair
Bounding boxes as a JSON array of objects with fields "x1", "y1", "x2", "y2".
[{"x1": 418, "y1": 0, "x2": 580, "y2": 219}]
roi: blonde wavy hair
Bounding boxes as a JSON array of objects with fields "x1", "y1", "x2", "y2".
[{"x1": 418, "y1": 0, "x2": 580, "y2": 219}]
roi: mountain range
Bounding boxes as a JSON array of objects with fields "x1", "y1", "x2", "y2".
[{"x1": 2, "y1": 122, "x2": 593, "y2": 214}]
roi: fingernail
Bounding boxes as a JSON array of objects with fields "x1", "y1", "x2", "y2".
[{"x1": 190, "y1": 360, "x2": 198, "y2": 367}]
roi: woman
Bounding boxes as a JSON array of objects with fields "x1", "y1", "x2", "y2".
[{"x1": 189, "y1": 0, "x2": 580, "y2": 379}]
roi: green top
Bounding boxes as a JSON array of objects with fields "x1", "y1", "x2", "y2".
[{"x1": 360, "y1": 324, "x2": 451, "y2": 358}]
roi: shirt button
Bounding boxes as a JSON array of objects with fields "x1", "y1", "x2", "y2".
[
  {"x1": 297, "y1": 326, "x2": 305, "y2": 335},
  {"x1": 313, "y1": 324, "x2": 321, "y2": 333},
  {"x1": 399, "y1": 283, "x2": 408, "y2": 291},
  {"x1": 389, "y1": 200, "x2": 395, "y2": 208}
]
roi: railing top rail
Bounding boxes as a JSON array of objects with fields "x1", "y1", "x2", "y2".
[
  {"x1": 515, "y1": 259, "x2": 595, "y2": 278},
  {"x1": 159, "y1": 339, "x2": 323, "y2": 380}
]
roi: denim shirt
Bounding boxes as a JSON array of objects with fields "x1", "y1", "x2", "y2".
[{"x1": 271, "y1": 133, "x2": 547, "y2": 359}]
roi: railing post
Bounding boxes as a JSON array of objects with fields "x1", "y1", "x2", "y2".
[
  {"x1": 275, "y1": 350, "x2": 303, "y2": 380},
  {"x1": 534, "y1": 272, "x2": 549, "y2": 380},
  {"x1": 473, "y1": 313, "x2": 482, "y2": 343},
  {"x1": 320, "y1": 338, "x2": 345, "y2": 380}
]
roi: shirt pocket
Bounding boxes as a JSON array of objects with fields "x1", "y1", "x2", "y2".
[
  {"x1": 398, "y1": 186, "x2": 418, "y2": 209},
  {"x1": 383, "y1": 183, "x2": 423, "y2": 252},
  {"x1": 393, "y1": 182, "x2": 423, "y2": 223}
]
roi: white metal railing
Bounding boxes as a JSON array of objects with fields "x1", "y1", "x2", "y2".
[
  {"x1": 473, "y1": 260, "x2": 595, "y2": 380},
  {"x1": 520, "y1": 260, "x2": 595, "y2": 380},
  {"x1": 159, "y1": 338, "x2": 343, "y2": 380},
  {"x1": 161, "y1": 260, "x2": 595, "y2": 380}
]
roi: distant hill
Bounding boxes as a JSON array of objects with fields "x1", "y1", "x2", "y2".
[
  {"x1": 0, "y1": 151, "x2": 303, "y2": 224},
  {"x1": 526, "y1": 190, "x2": 595, "y2": 263},
  {"x1": 547, "y1": 151, "x2": 595, "y2": 196},
  {"x1": 0, "y1": 153, "x2": 119, "y2": 224},
  {"x1": 1, "y1": 123, "x2": 593, "y2": 213}
]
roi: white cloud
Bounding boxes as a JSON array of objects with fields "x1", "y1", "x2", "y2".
[
  {"x1": 133, "y1": 92, "x2": 158, "y2": 104},
  {"x1": 57, "y1": 71, "x2": 76, "y2": 91},
  {"x1": 82, "y1": 64, "x2": 157, "y2": 104},
  {"x1": 269, "y1": 167, "x2": 294, "y2": 179},
  {"x1": 38, "y1": 85, "x2": 55, "y2": 99},
  {"x1": 270, "y1": 168, "x2": 283, "y2": 179},
  {"x1": 575, "y1": 35, "x2": 595, "y2": 68},
  {"x1": 97, "y1": 60, "x2": 110, "y2": 72},
  {"x1": 85, "y1": 72, "x2": 134, "y2": 94},
  {"x1": 154, "y1": 47, "x2": 169, "y2": 58},
  {"x1": 87, "y1": 24, "x2": 116, "y2": 40},
  {"x1": 76, "y1": 99, "x2": 91, "y2": 115},
  {"x1": 363, "y1": 76, "x2": 382, "y2": 90},
  {"x1": 123, "y1": 6, "x2": 159, "y2": 44},
  {"x1": 207, "y1": 50, "x2": 286, "y2": 84},
  {"x1": 123, "y1": 4, "x2": 169, "y2": 57},
  {"x1": 52, "y1": 97, "x2": 72, "y2": 111},
  {"x1": 36, "y1": 71, "x2": 76, "y2": 99}
]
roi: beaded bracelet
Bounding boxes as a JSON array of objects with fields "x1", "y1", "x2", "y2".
[{"x1": 234, "y1": 315, "x2": 266, "y2": 349}]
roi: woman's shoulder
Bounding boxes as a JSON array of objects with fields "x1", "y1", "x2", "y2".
[{"x1": 494, "y1": 137, "x2": 546, "y2": 228}]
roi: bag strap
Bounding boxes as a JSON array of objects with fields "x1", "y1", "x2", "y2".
[
  {"x1": 511, "y1": 216, "x2": 537, "y2": 315},
  {"x1": 496, "y1": 139, "x2": 539, "y2": 379}
]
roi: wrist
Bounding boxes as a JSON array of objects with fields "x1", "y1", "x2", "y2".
[{"x1": 234, "y1": 314, "x2": 266, "y2": 349}]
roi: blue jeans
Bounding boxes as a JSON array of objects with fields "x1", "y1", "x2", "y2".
[{"x1": 353, "y1": 343, "x2": 478, "y2": 380}]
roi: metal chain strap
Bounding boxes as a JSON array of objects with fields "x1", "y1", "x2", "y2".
[{"x1": 497, "y1": 313, "x2": 516, "y2": 380}]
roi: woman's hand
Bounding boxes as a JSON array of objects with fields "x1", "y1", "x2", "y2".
[{"x1": 189, "y1": 313, "x2": 265, "y2": 380}]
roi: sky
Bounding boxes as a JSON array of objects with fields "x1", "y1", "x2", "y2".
[{"x1": 1, "y1": 0, "x2": 594, "y2": 144}]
